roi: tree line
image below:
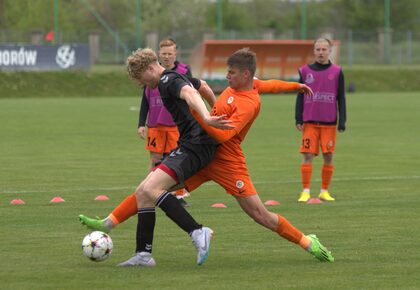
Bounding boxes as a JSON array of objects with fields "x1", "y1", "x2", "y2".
[{"x1": 1, "y1": 0, "x2": 419, "y2": 39}]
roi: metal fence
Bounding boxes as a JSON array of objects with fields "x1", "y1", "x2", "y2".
[{"x1": 1, "y1": 28, "x2": 420, "y2": 66}]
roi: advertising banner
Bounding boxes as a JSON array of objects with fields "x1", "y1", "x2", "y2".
[{"x1": 0, "y1": 44, "x2": 90, "y2": 71}]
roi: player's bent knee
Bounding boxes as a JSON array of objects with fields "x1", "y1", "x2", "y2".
[{"x1": 140, "y1": 182, "x2": 163, "y2": 200}]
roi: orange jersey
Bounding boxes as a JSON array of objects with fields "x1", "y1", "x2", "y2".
[
  {"x1": 253, "y1": 78, "x2": 300, "y2": 94},
  {"x1": 187, "y1": 79, "x2": 301, "y2": 196},
  {"x1": 211, "y1": 86, "x2": 260, "y2": 163},
  {"x1": 192, "y1": 78, "x2": 301, "y2": 146},
  {"x1": 186, "y1": 86, "x2": 260, "y2": 196}
]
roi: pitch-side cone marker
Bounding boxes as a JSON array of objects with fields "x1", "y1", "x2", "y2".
[
  {"x1": 264, "y1": 200, "x2": 280, "y2": 206},
  {"x1": 211, "y1": 203, "x2": 227, "y2": 208},
  {"x1": 95, "y1": 195, "x2": 110, "y2": 201},
  {"x1": 10, "y1": 199, "x2": 25, "y2": 205},
  {"x1": 307, "y1": 198, "x2": 322, "y2": 204},
  {"x1": 50, "y1": 196, "x2": 65, "y2": 203}
]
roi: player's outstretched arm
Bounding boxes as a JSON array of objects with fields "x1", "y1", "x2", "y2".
[
  {"x1": 297, "y1": 84, "x2": 314, "y2": 97},
  {"x1": 254, "y1": 79, "x2": 313, "y2": 96},
  {"x1": 190, "y1": 110, "x2": 236, "y2": 143}
]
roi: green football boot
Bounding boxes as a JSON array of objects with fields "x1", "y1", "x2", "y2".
[
  {"x1": 307, "y1": 234, "x2": 334, "y2": 262},
  {"x1": 78, "y1": 214, "x2": 110, "y2": 234}
]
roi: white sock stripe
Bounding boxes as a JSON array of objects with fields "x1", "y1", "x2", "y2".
[
  {"x1": 137, "y1": 207, "x2": 156, "y2": 214},
  {"x1": 155, "y1": 191, "x2": 171, "y2": 207}
]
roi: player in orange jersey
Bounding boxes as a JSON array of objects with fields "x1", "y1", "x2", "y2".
[
  {"x1": 80, "y1": 48, "x2": 334, "y2": 264},
  {"x1": 186, "y1": 48, "x2": 334, "y2": 263}
]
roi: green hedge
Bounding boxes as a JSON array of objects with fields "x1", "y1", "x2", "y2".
[
  {"x1": 1, "y1": 67, "x2": 420, "y2": 98},
  {"x1": 0, "y1": 71, "x2": 139, "y2": 98},
  {"x1": 344, "y1": 68, "x2": 420, "y2": 92}
]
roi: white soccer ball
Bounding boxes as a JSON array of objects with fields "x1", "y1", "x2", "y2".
[{"x1": 82, "y1": 231, "x2": 113, "y2": 262}]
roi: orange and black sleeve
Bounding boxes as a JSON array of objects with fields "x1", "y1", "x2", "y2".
[{"x1": 190, "y1": 109, "x2": 236, "y2": 143}]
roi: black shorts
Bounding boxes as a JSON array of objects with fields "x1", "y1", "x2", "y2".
[{"x1": 161, "y1": 143, "x2": 218, "y2": 183}]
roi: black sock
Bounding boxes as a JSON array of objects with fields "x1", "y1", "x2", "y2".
[
  {"x1": 135, "y1": 207, "x2": 156, "y2": 253},
  {"x1": 156, "y1": 191, "x2": 201, "y2": 234}
]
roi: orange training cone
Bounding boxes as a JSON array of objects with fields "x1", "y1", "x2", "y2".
[
  {"x1": 10, "y1": 199, "x2": 25, "y2": 205},
  {"x1": 50, "y1": 196, "x2": 65, "y2": 203},
  {"x1": 307, "y1": 198, "x2": 322, "y2": 204},
  {"x1": 95, "y1": 195, "x2": 110, "y2": 201},
  {"x1": 264, "y1": 200, "x2": 280, "y2": 206},
  {"x1": 211, "y1": 203, "x2": 227, "y2": 208}
]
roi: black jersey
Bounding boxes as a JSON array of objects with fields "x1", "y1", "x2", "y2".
[{"x1": 158, "y1": 70, "x2": 218, "y2": 146}]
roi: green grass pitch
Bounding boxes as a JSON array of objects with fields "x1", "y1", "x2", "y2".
[{"x1": 1, "y1": 92, "x2": 420, "y2": 290}]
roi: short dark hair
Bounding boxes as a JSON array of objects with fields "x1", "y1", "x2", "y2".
[{"x1": 227, "y1": 47, "x2": 256, "y2": 76}]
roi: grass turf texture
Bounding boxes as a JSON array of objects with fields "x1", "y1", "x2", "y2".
[
  {"x1": 2, "y1": 66, "x2": 420, "y2": 98},
  {"x1": 1, "y1": 93, "x2": 420, "y2": 290}
]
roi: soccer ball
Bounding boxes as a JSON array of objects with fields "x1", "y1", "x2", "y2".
[{"x1": 81, "y1": 231, "x2": 113, "y2": 262}]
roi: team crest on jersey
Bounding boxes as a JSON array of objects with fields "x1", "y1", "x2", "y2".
[
  {"x1": 227, "y1": 96, "x2": 234, "y2": 104},
  {"x1": 305, "y1": 73, "x2": 314, "y2": 84},
  {"x1": 160, "y1": 75, "x2": 169, "y2": 83},
  {"x1": 236, "y1": 180, "x2": 245, "y2": 189}
]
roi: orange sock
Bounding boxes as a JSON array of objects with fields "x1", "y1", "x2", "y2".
[
  {"x1": 109, "y1": 193, "x2": 138, "y2": 225},
  {"x1": 299, "y1": 235, "x2": 311, "y2": 250},
  {"x1": 301, "y1": 164, "x2": 312, "y2": 189},
  {"x1": 275, "y1": 214, "x2": 303, "y2": 244},
  {"x1": 321, "y1": 164, "x2": 334, "y2": 190}
]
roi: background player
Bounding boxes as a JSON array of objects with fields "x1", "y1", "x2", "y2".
[{"x1": 295, "y1": 38, "x2": 347, "y2": 203}]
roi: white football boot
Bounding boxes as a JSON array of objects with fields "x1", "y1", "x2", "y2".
[
  {"x1": 117, "y1": 251, "x2": 156, "y2": 267},
  {"x1": 191, "y1": 227, "x2": 213, "y2": 265}
]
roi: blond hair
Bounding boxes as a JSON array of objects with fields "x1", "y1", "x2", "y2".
[
  {"x1": 159, "y1": 38, "x2": 177, "y2": 49},
  {"x1": 126, "y1": 48, "x2": 158, "y2": 80},
  {"x1": 314, "y1": 38, "x2": 332, "y2": 47}
]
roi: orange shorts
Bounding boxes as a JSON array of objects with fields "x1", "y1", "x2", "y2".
[
  {"x1": 300, "y1": 123, "x2": 336, "y2": 155},
  {"x1": 184, "y1": 158, "x2": 257, "y2": 197},
  {"x1": 146, "y1": 125, "x2": 179, "y2": 154}
]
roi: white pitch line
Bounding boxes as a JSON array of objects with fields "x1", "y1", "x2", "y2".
[{"x1": 2, "y1": 175, "x2": 420, "y2": 195}]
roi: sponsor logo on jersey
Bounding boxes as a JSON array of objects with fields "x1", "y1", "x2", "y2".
[
  {"x1": 306, "y1": 92, "x2": 335, "y2": 103},
  {"x1": 160, "y1": 75, "x2": 169, "y2": 83},
  {"x1": 227, "y1": 96, "x2": 234, "y2": 104},
  {"x1": 305, "y1": 73, "x2": 314, "y2": 84},
  {"x1": 169, "y1": 148, "x2": 183, "y2": 157}
]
